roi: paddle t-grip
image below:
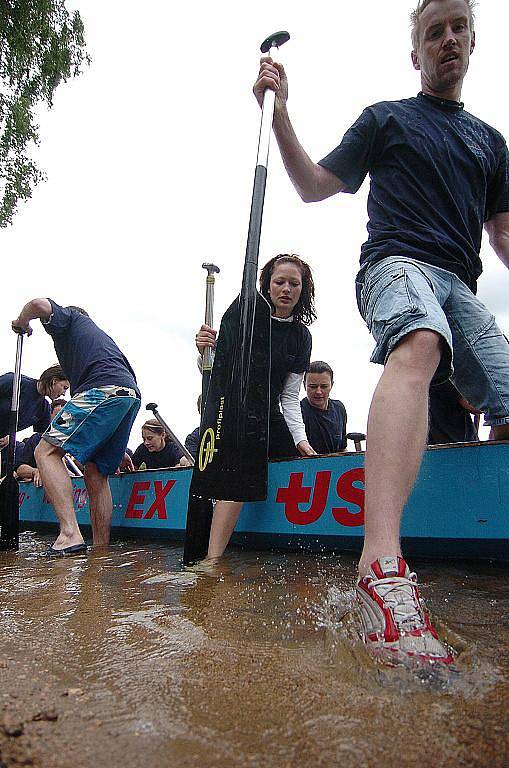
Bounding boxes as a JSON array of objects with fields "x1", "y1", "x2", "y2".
[
  {"x1": 347, "y1": 432, "x2": 366, "y2": 453},
  {"x1": 202, "y1": 263, "x2": 220, "y2": 277},
  {"x1": 260, "y1": 31, "x2": 290, "y2": 54}
]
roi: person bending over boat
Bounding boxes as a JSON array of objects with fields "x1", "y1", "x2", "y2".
[
  {"x1": 196, "y1": 254, "x2": 317, "y2": 560},
  {"x1": 12, "y1": 299, "x2": 141, "y2": 556},
  {"x1": 253, "y1": 0, "x2": 509, "y2": 665},
  {"x1": 0, "y1": 364, "x2": 69, "y2": 447},
  {"x1": 133, "y1": 419, "x2": 189, "y2": 470},
  {"x1": 301, "y1": 361, "x2": 347, "y2": 454}
]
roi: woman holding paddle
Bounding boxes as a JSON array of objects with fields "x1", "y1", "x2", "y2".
[{"x1": 195, "y1": 253, "x2": 317, "y2": 560}]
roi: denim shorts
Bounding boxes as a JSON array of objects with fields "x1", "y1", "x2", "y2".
[
  {"x1": 42, "y1": 386, "x2": 141, "y2": 475},
  {"x1": 357, "y1": 257, "x2": 509, "y2": 427}
]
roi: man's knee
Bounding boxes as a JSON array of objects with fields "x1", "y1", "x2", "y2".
[
  {"x1": 388, "y1": 329, "x2": 443, "y2": 375},
  {"x1": 35, "y1": 439, "x2": 64, "y2": 464}
]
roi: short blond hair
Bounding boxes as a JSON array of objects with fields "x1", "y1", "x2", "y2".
[{"x1": 410, "y1": 0, "x2": 476, "y2": 50}]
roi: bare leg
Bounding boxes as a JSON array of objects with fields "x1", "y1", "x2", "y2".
[
  {"x1": 83, "y1": 462, "x2": 112, "y2": 547},
  {"x1": 358, "y1": 330, "x2": 442, "y2": 577},
  {"x1": 35, "y1": 440, "x2": 84, "y2": 549},
  {"x1": 207, "y1": 500, "x2": 243, "y2": 559}
]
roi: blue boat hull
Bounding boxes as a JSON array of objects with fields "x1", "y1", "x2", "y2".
[{"x1": 19, "y1": 441, "x2": 509, "y2": 561}]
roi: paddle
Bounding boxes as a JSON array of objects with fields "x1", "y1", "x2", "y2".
[
  {"x1": 0, "y1": 333, "x2": 24, "y2": 551},
  {"x1": 145, "y1": 403, "x2": 195, "y2": 465},
  {"x1": 182, "y1": 263, "x2": 221, "y2": 564},
  {"x1": 187, "y1": 31, "x2": 290, "y2": 516}
]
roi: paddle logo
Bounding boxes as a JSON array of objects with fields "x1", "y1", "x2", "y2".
[
  {"x1": 198, "y1": 396, "x2": 225, "y2": 471},
  {"x1": 198, "y1": 428, "x2": 217, "y2": 471}
]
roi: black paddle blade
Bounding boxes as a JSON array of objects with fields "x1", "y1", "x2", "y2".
[
  {"x1": 0, "y1": 473, "x2": 20, "y2": 551},
  {"x1": 190, "y1": 291, "x2": 271, "y2": 503},
  {"x1": 183, "y1": 494, "x2": 214, "y2": 566}
]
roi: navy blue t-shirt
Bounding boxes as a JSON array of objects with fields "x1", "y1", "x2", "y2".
[
  {"x1": 185, "y1": 427, "x2": 200, "y2": 459},
  {"x1": 0, "y1": 374, "x2": 50, "y2": 437},
  {"x1": 42, "y1": 300, "x2": 139, "y2": 397},
  {"x1": 301, "y1": 397, "x2": 347, "y2": 454},
  {"x1": 319, "y1": 92, "x2": 509, "y2": 292},
  {"x1": 132, "y1": 441, "x2": 183, "y2": 470}
]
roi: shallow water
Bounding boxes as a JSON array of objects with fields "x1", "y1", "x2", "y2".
[{"x1": 0, "y1": 532, "x2": 508, "y2": 767}]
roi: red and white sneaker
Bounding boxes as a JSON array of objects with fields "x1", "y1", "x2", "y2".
[{"x1": 356, "y1": 556, "x2": 453, "y2": 665}]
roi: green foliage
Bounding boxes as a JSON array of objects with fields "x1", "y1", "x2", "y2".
[{"x1": 0, "y1": 0, "x2": 90, "y2": 226}]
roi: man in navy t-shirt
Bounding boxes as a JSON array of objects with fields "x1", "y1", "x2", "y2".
[
  {"x1": 12, "y1": 298, "x2": 141, "y2": 556},
  {"x1": 300, "y1": 361, "x2": 347, "y2": 454},
  {"x1": 253, "y1": 0, "x2": 509, "y2": 664}
]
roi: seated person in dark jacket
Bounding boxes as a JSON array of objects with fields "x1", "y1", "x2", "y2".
[
  {"x1": 428, "y1": 380, "x2": 479, "y2": 445},
  {"x1": 15, "y1": 399, "x2": 67, "y2": 486},
  {"x1": 0, "y1": 364, "x2": 69, "y2": 446},
  {"x1": 185, "y1": 395, "x2": 202, "y2": 460},
  {"x1": 132, "y1": 419, "x2": 186, "y2": 470},
  {"x1": 300, "y1": 361, "x2": 347, "y2": 454}
]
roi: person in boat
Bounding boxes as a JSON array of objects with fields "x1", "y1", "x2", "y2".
[
  {"x1": 11, "y1": 299, "x2": 141, "y2": 556},
  {"x1": 253, "y1": 0, "x2": 509, "y2": 665},
  {"x1": 184, "y1": 395, "x2": 202, "y2": 460},
  {"x1": 196, "y1": 253, "x2": 317, "y2": 560},
  {"x1": 428, "y1": 380, "x2": 480, "y2": 444},
  {"x1": 301, "y1": 361, "x2": 347, "y2": 454},
  {"x1": 15, "y1": 399, "x2": 78, "y2": 487},
  {"x1": 0, "y1": 364, "x2": 69, "y2": 446},
  {"x1": 132, "y1": 419, "x2": 189, "y2": 470}
]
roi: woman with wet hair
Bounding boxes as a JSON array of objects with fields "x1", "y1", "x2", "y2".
[{"x1": 195, "y1": 253, "x2": 317, "y2": 561}]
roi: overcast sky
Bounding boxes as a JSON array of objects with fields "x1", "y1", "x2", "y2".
[{"x1": 2, "y1": 0, "x2": 508, "y2": 448}]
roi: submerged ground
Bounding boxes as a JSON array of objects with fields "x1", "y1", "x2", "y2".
[{"x1": 0, "y1": 534, "x2": 508, "y2": 767}]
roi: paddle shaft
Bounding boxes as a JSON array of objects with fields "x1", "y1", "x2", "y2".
[
  {"x1": 6, "y1": 335, "x2": 23, "y2": 469},
  {"x1": 234, "y1": 37, "x2": 284, "y2": 452},
  {"x1": 238, "y1": 42, "x2": 279, "y2": 333},
  {"x1": 201, "y1": 263, "x2": 219, "y2": 402}
]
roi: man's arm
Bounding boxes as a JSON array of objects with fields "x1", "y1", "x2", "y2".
[
  {"x1": 484, "y1": 212, "x2": 509, "y2": 268},
  {"x1": 12, "y1": 298, "x2": 52, "y2": 336},
  {"x1": 253, "y1": 58, "x2": 346, "y2": 203}
]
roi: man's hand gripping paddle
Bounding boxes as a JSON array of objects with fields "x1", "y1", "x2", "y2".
[
  {"x1": 183, "y1": 32, "x2": 290, "y2": 565},
  {"x1": 0, "y1": 333, "x2": 24, "y2": 551}
]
